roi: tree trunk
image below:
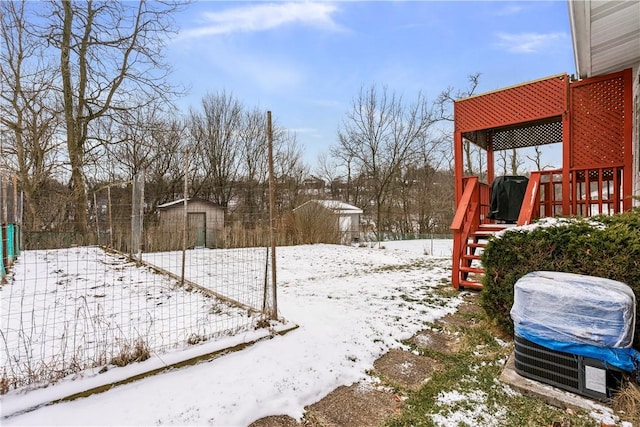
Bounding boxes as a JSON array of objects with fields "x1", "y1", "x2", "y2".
[{"x1": 61, "y1": 1, "x2": 88, "y2": 233}]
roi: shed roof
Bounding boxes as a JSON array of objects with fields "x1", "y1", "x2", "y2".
[
  {"x1": 295, "y1": 199, "x2": 363, "y2": 214},
  {"x1": 157, "y1": 197, "x2": 223, "y2": 210}
]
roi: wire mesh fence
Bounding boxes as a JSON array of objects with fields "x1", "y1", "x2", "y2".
[{"x1": 1, "y1": 172, "x2": 276, "y2": 393}]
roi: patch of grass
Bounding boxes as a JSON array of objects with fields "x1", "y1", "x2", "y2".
[
  {"x1": 421, "y1": 295, "x2": 449, "y2": 307},
  {"x1": 385, "y1": 309, "x2": 605, "y2": 427},
  {"x1": 376, "y1": 265, "x2": 409, "y2": 272},
  {"x1": 399, "y1": 294, "x2": 420, "y2": 303},
  {"x1": 374, "y1": 260, "x2": 431, "y2": 273}
]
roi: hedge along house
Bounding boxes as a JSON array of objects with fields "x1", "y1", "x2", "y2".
[
  {"x1": 450, "y1": 0, "x2": 640, "y2": 290},
  {"x1": 293, "y1": 200, "x2": 363, "y2": 245},
  {"x1": 156, "y1": 198, "x2": 224, "y2": 250}
]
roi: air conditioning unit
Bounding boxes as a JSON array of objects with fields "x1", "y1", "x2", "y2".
[
  {"x1": 514, "y1": 335, "x2": 624, "y2": 400},
  {"x1": 511, "y1": 271, "x2": 637, "y2": 400}
]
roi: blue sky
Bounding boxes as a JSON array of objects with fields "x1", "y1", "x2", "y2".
[{"x1": 167, "y1": 1, "x2": 574, "y2": 167}]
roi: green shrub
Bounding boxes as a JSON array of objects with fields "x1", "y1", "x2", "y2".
[{"x1": 479, "y1": 213, "x2": 640, "y2": 348}]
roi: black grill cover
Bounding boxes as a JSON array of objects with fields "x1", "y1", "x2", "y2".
[{"x1": 487, "y1": 175, "x2": 529, "y2": 222}]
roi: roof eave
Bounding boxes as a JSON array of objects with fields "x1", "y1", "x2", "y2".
[{"x1": 568, "y1": 0, "x2": 592, "y2": 79}]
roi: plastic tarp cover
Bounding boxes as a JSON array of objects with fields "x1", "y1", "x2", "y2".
[
  {"x1": 511, "y1": 271, "x2": 639, "y2": 372},
  {"x1": 511, "y1": 271, "x2": 635, "y2": 348}
]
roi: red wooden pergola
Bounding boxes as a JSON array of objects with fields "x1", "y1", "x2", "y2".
[{"x1": 450, "y1": 68, "x2": 634, "y2": 290}]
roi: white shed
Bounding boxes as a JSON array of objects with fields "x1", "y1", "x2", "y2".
[{"x1": 294, "y1": 200, "x2": 362, "y2": 244}]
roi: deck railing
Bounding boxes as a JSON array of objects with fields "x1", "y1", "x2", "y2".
[
  {"x1": 453, "y1": 166, "x2": 628, "y2": 289},
  {"x1": 517, "y1": 167, "x2": 625, "y2": 225}
]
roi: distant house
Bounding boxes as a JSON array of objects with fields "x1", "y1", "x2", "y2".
[
  {"x1": 302, "y1": 176, "x2": 325, "y2": 196},
  {"x1": 157, "y1": 198, "x2": 224, "y2": 248},
  {"x1": 294, "y1": 200, "x2": 362, "y2": 244}
]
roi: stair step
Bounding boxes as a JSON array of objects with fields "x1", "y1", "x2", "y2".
[
  {"x1": 455, "y1": 223, "x2": 509, "y2": 290},
  {"x1": 467, "y1": 242, "x2": 486, "y2": 248},
  {"x1": 475, "y1": 224, "x2": 509, "y2": 235},
  {"x1": 471, "y1": 234, "x2": 496, "y2": 241},
  {"x1": 458, "y1": 279, "x2": 484, "y2": 290},
  {"x1": 460, "y1": 266, "x2": 484, "y2": 274},
  {"x1": 473, "y1": 226, "x2": 495, "y2": 231},
  {"x1": 473, "y1": 228, "x2": 500, "y2": 235}
]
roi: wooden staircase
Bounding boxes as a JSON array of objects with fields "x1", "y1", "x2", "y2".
[
  {"x1": 450, "y1": 176, "x2": 523, "y2": 291},
  {"x1": 457, "y1": 224, "x2": 510, "y2": 289}
]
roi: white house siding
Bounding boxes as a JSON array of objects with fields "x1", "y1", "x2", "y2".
[{"x1": 634, "y1": 67, "x2": 640, "y2": 206}]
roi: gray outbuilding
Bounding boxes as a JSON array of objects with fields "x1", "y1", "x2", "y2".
[{"x1": 157, "y1": 198, "x2": 224, "y2": 248}]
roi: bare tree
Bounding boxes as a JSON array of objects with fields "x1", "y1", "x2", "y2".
[
  {"x1": 273, "y1": 130, "x2": 309, "y2": 212},
  {"x1": 43, "y1": 0, "x2": 183, "y2": 232},
  {"x1": 103, "y1": 106, "x2": 173, "y2": 180},
  {"x1": 335, "y1": 85, "x2": 435, "y2": 241},
  {"x1": 188, "y1": 91, "x2": 243, "y2": 208},
  {"x1": 145, "y1": 117, "x2": 188, "y2": 206},
  {"x1": 510, "y1": 148, "x2": 524, "y2": 175},
  {"x1": 0, "y1": 1, "x2": 67, "y2": 230},
  {"x1": 525, "y1": 144, "x2": 554, "y2": 171},
  {"x1": 497, "y1": 150, "x2": 508, "y2": 176},
  {"x1": 314, "y1": 152, "x2": 342, "y2": 199},
  {"x1": 237, "y1": 107, "x2": 270, "y2": 217},
  {"x1": 434, "y1": 73, "x2": 481, "y2": 175},
  {"x1": 497, "y1": 148, "x2": 524, "y2": 175},
  {"x1": 329, "y1": 143, "x2": 355, "y2": 204}
]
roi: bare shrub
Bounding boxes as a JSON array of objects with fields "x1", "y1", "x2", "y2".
[
  {"x1": 109, "y1": 340, "x2": 151, "y2": 367},
  {"x1": 613, "y1": 380, "x2": 640, "y2": 424},
  {"x1": 1, "y1": 370, "x2": 9, "y2": 395},
  {"x1": 226, "y1": 221, "x2": 269, "y2": 248},
  {"x1": 255, "y1": 318, "x2": 271, "y2": 329},
  {"x1": 293, "y1": 202, "x2": 341, "y2": 244},
  {"x1": 144, "y1": 223, "x2": 185, "y2": 252},
  {"x1": 186, "y1": 334, "x2": 207, "y2": 346}
]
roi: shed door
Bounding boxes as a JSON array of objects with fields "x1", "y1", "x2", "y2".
[{"x1": 188, "y1": 213, "x2": 206, "y2": 247}]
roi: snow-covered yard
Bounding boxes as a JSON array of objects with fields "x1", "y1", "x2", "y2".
[
  {"x1": 1, "y1": 246, "x2": 266, "y2": 392},
  {"x1": 2, "y1": 239, "x2": 459, "y2": 426}
]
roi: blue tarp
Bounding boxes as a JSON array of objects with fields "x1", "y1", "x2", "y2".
[{"x1": 516, "y1": 328, "x2": 640, "y2": 372}]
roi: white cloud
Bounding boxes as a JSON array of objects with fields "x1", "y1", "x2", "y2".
[
  {"x1": 494, "y1": 32, "x2": 568, "y2": 54},
  {"x1": 180, "y1": 2, "x2": 343, "y2": 39}
]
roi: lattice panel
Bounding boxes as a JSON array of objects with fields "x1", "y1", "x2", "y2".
[
  {"x1": 570, "y1": 73, "x2": 626, "y2": 168},
  {"x1": 491, "y1": 119, "x2": 563, "y2": 151},
  {"x1": 455, "y1": 74, "x2": 567, "y2": 132}
]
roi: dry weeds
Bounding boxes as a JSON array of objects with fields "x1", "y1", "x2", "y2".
[
  {"x1": 109, "y1": 340, "x2": 150, "y2": 367},
  {"x1": 612, "y1": 380, "x2": 640, "y2": 425}
]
